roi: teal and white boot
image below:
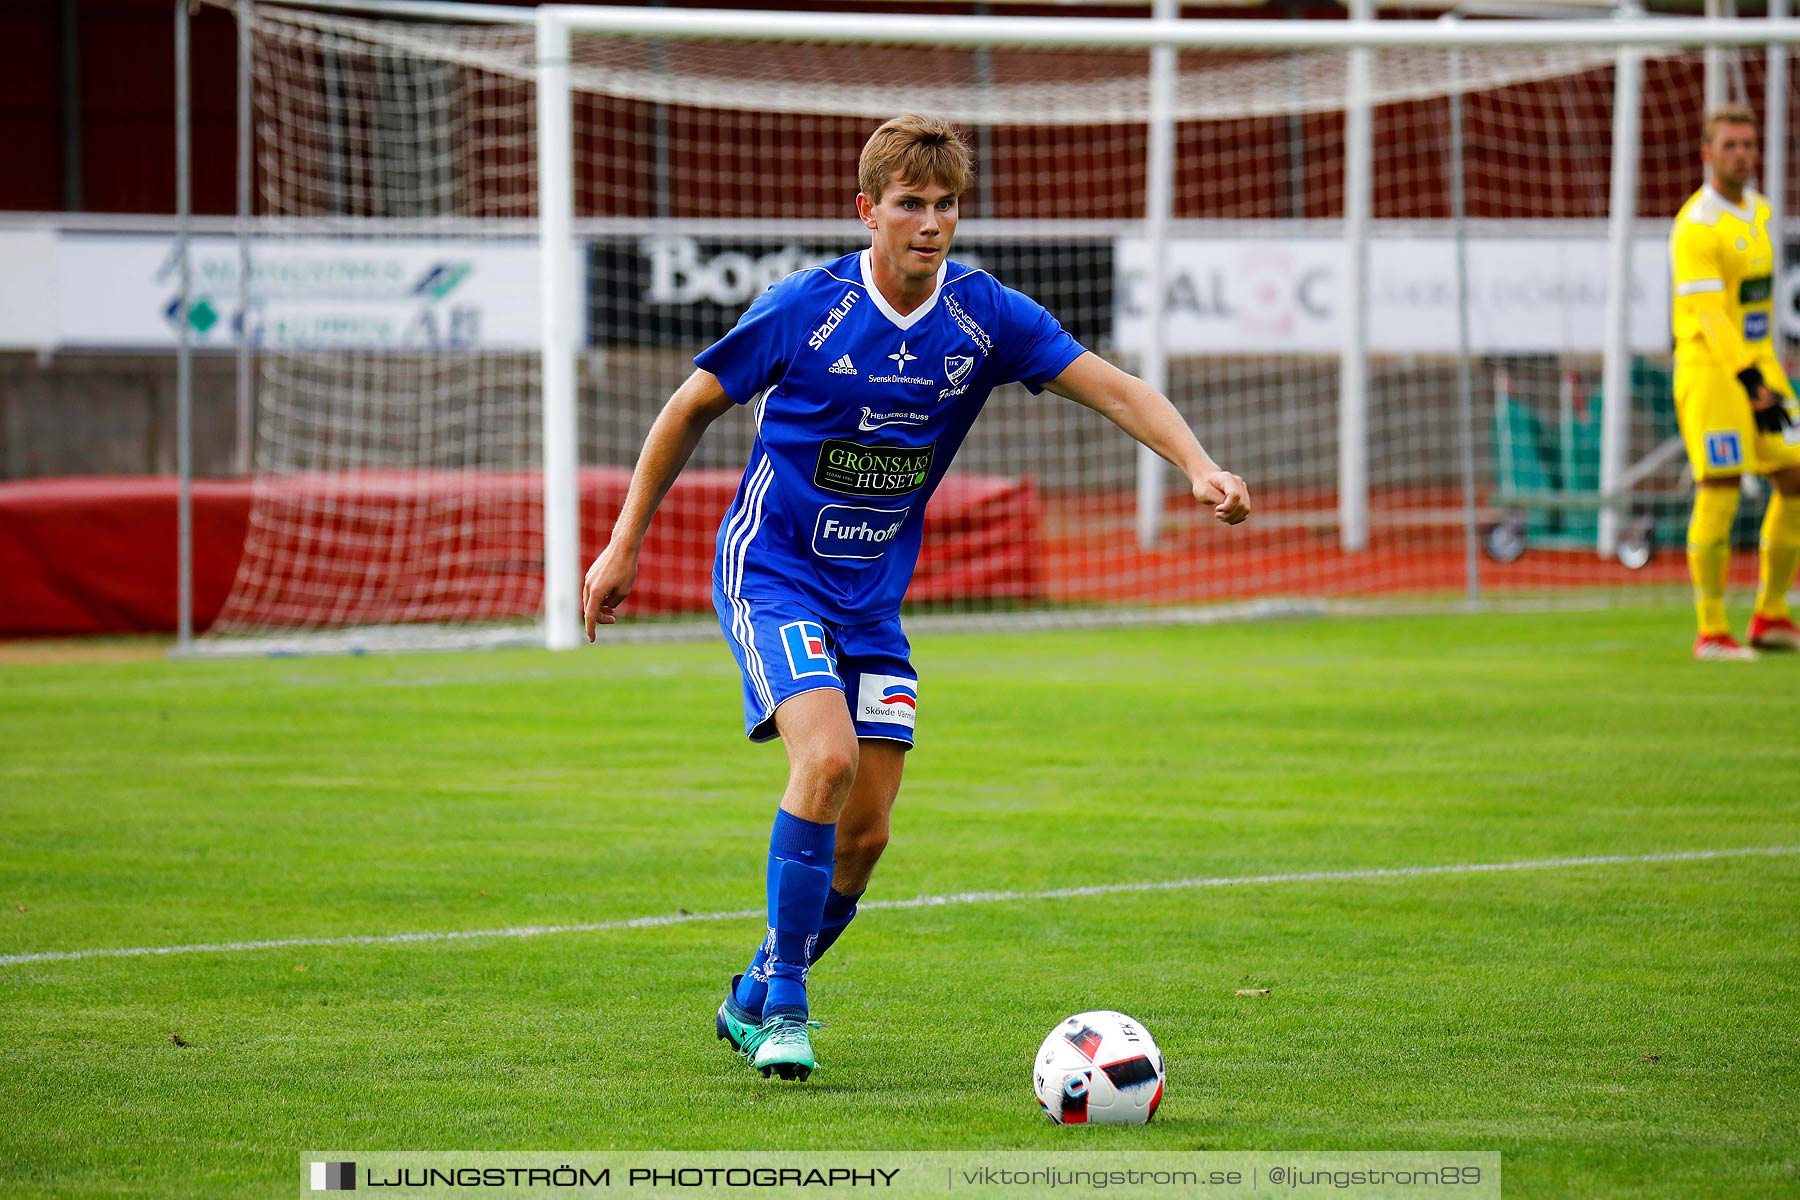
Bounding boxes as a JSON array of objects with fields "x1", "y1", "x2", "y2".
[{"x1": 740, "y1": 1013, "x2": 821, "y2": 1081}]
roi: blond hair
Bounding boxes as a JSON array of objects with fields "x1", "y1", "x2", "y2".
[
  {"x1": 858, "y1": 114, "x2": 974, "y2": 202},
  {"x1": 1703, "y1": 104, "x2": 1758, "y2": 144}
]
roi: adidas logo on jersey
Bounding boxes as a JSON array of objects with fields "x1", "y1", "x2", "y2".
[{"x1": 829, "y1": 355, "x2": 857, "y2": 375}]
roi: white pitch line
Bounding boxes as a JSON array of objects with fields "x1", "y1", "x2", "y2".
[{"x1": 3, "y1": 845, "x2": 1795, "y2": 969}]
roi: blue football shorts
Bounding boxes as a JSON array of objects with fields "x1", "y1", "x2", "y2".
[{"x1": 712, "y1": 584, "x2": 918, "y2": 747}]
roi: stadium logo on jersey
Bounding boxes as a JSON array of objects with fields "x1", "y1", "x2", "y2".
[
  {"x1": 867, "y1": 340, "x2": 934, "y2": 386},
  {"x1": 830, "y1": 355, "x2": 857, "y2": 375},
  {"x1": 944, "y1": 291, "x2": 993, "y2": 354},
  {"x1": 778, "y1": 620, "x2": 837, "y2": 680},
  {"x1": 1705, "y1": 431, "x2": 1743, "y2": 469},
  {"x1": 813, "y1": 504, "x2": 908, "y2": 560},
  {"x1": 814, "y1": 439, "x2": 935, "y2": 496},
  {"x1": 858, "y1": 407, "x2": 928, "y2": 432},
  {"x1": 807, "y1": 289, "x2": 862, "y2": 350},
  {"x1": 856, "y1": 673, "x2": 918, "y2": 729}
]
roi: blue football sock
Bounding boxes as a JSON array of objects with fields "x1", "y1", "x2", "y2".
[
  {"x1": 735, "y1": 809, "x2": 834, "y2": 1020},
  {"x1": 810, "y1": 886, "x2": 864, "y2": 964},
  {"x1": 738, "y1": 884, "x2": 863, "y2": 1015}
]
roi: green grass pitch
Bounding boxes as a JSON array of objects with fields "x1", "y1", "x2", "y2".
[{"x1": 2, "y1": 608, "x2": 1797, "y2": 1198}]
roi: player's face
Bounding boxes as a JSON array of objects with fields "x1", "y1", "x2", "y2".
[
  {"x1": 1702, "y1": 122, "x2": 1758, "y2": 193},
  {"x1": 857, "y1": 174, "x2": 960, "y2": 290}
]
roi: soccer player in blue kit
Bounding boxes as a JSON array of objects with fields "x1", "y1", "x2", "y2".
[{"x1": 582, "y1": 115, "x2": 1251, "y2": 1080}]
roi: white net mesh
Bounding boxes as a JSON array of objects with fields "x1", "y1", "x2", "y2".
[
  {"x1": 204, "y1": 10, "x2": 543, "y2": 651},
  {"x1": 197, "y1": 3, "x2": 1800, "y2": 651}
]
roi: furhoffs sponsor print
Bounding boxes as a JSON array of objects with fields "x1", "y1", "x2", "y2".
[{"x1": 812, "y1": 506, "x2": 908, "y2": 560}]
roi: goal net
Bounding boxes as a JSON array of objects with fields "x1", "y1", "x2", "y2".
[{"x1": 192, "y1": 1, "x2": 1799, "y2": 653}]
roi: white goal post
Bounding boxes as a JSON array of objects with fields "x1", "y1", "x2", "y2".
[{"x1": 181, "y1": 0, "x2": 1800, "y2": 655}]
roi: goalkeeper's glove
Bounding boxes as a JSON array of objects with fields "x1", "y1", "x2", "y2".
[{"x1": 1738, "y1": 366, "x2": 1795, "y2": 433}]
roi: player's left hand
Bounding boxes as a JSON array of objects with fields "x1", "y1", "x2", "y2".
[
  {"x1": 1752, "y1": 392, "x2": 1795, "y2": 435},
  {"x1": 1739, "y1": 367, "x2": 1795, "y2": 434},
  {"x1": 1193, "y1": 470, "x2": 1251, "y2": 525}
]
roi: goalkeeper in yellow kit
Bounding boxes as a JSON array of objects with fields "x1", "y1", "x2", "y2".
[{"x1": 1671, "y1": 105, "x2": 1800, "y2": 659}]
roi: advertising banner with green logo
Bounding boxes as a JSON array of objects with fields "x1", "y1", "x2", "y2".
[{"x1": 13, "y1": 232, "x2": 549, "y2": 352}]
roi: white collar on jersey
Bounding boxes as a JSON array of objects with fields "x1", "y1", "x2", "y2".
[
  {"x1": 859, "y1": 248, "x2": 949, "y2": 332},
  {"x1": 1703, "y1": 183, "x2": 1757, "y2": 225}
]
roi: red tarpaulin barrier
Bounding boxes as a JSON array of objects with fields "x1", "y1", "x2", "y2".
[{"x1": 0, "y1": 471, "x2": 1041, "y2": 637}]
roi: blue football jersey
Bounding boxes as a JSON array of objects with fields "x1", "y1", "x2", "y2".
[{"x1": 697, "y1": 248, "x2": 1086, "y2": 623}]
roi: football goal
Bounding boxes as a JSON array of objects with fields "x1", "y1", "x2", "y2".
[{"x1": 176, "y1": 0, "x2": 1799, "y2": 653}]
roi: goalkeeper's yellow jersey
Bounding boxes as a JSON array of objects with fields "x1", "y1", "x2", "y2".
[{"x1": 1669, "y1": 184, "x2": 1779, "y2": 374}]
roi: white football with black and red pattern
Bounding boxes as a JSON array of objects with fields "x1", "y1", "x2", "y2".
[{"x1": 1033, "y1": 1010, "x2": 1165, "y2": 1125}]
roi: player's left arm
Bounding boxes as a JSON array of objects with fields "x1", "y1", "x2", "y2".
[{"x1": 1044, "y1": 351, "x2": 1250, "y2": 525}]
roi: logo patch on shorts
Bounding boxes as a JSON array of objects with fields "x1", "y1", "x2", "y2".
[
  {"x1": 856, "y1": 673, "x2": 918, "y2": 730},
  {"x1": 778, "y1": 620, "x2": 837, "y2": 680},
  {"x1": 1705, "y1": 430, "x2": 1743, "y2": 469},
  {"x1": 1745, "y1": 311, "x2": 1770, "y2": 341}
]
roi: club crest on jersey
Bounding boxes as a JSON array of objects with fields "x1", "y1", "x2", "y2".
[
  {"x1": 1705, "y1": 430, "x2": 1742, "y2": 469},
  {"x1": 778, "y1": 620, "x2": 837, "y2": 680},
  {"x1": 856, "y1": 673, "x2": 918, "y2": 729},
  {"x1": 938, "y1": 353, "x2": 980, "y2": 401}
]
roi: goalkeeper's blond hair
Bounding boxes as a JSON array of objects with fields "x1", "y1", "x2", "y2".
[
  {"x1": 1702, "y1": 104, "x2": 1757, "y2": 144},
  {"x1": 858, "y1": 115, "x2": 974, "y2": 201}
]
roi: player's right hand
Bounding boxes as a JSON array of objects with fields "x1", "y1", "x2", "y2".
[{"x1": 582, "y1": 543, "x2": 639, "y2": 641}]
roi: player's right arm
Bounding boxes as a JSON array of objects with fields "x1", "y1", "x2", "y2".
[
  {"x1": 1671, "y1": 218, "x2": 1752, "y2": 371},
  {"x1": 1671, "y1": 216, "x2": 1787, "y2": 425},
  {"x1": 582, "y1": 369, "x2": 735, "y2": 639}
]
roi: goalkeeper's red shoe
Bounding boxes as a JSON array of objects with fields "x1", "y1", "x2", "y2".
[
  {"x1": 1694, "y1": 633, "x2": 1756, "y2": 660},
  {"x1": 1747, "y1": 614, "x2": 1800, "y2": 652}
]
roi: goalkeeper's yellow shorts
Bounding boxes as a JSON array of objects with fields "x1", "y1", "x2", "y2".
[{"x1": 1674, "y1": 359, "x2": 1800, "y2": 482}]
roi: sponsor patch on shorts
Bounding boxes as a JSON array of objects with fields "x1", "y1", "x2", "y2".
[
  {"x1": 778, "y1": 620, "x2": 837, "y2": 680},
  {"x1": 856, "y1": 673, "x2": 918, "y2": 729},
  {"x1": 1704, "y1": 430, "x2": 1743, "y2": 469}
]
